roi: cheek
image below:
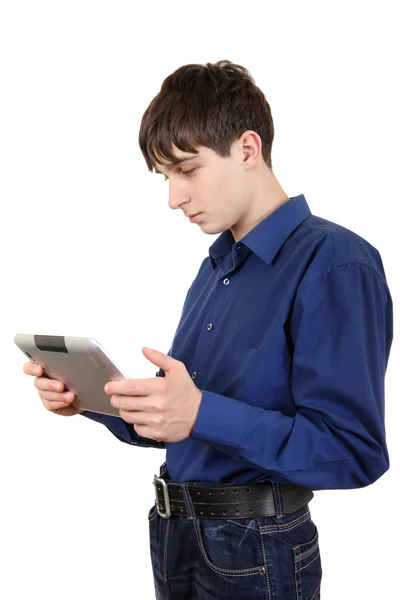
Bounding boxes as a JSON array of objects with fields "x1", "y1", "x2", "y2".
[
  {"x1": 212, "y1": 176, "x2": 237, "y2": 203},
  {"x1": 204, "y1": 172, "x2": 242, "y2": 214}
]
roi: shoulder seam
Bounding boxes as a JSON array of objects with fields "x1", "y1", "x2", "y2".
[{"x1": 297, "y1": 262, "x2": 389, "y2": 296}]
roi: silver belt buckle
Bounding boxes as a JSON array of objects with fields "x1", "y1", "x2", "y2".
[{"x1": 153, "y1": 474, "x2": 171, "y2": 518}]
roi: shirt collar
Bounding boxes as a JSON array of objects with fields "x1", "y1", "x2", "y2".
[{"x1": 209, "y1": 194, "x2": 312, "y2": 269}]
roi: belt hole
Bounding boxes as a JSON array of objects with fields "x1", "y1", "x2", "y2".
[
  {"x1": 209, "y1": 492, "x2": 212, "y2": 495},
  {"x1": 179, "y1": 489, "x2": 182, "y2": 494},
  {"x1": 249, "y1": 509, "x2": 254, "y2": 514},
  {"x1": 234, "y1": 489, "x2": 237, "y2": 493},
  {"x1": 180, "y1": 509, "x2": 184, "y2": 513},
  {"x1": 235, "y1": 510, "x2": 240, "y2": 515},
  {"x1": 247, "y1": 489, "x2": 251, "y2": 493},
  {"x1": 197, "y1": 491, "x2": 201, "y2": 495},
  {"x1": 221, "y1": 491, "x2": 225, "y2": 495},
  {"x1": 200, "y1": 511, "x2": 204, "y2": 515},
  {"x1": 211, "y1": 512, "x2": 214, "y2": 516},
  {"x1": 223, "y1": 511, "x2": 226, "y2": 516}
]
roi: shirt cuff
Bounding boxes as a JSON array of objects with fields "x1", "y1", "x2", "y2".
[
  {"x1": 79, "y1": 410, "x2": 165, "y2": 448},
  {"x1": 190, "y1": 390, "x2": 248, "y2": 454},
  {"x1": 80, "y1": 410, "x2": 133, "y2": 440},
  {"x1": 80, "y1": 410, "x2": 108, "y2": 423}
]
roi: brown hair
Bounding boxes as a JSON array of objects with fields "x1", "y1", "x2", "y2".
[{"x1": 138, "y1": 59, "x2": 275, "y2": 173}]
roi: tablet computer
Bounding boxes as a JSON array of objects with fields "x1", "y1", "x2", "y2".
[{"x1": 14, "y1": 334, "x2": 128, "y2": 417}]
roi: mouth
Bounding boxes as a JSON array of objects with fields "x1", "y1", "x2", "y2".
[{"x1": 189, "y1": 212, "x2": 202, "y2": 222}]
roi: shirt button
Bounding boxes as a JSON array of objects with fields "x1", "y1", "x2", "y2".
[
  {"x1": 223, "y1": 278, "x2": 230, "y2": 285},
  {"x1": 192, "y1": 372, "x2": 197, "y2": 379},
  {"x1": 207, "y1": 323, "x2": 213, "y2": 330},
  {"x1": 237, "y1": 245, "x2": 241, "y2": 250}
]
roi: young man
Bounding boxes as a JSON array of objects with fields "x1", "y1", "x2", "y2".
[{"x1": 26, "y1": 60, "x2": 393, "y2": 599}]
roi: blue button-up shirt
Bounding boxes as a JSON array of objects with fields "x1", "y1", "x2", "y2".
[{"x1": 82, "y1": 194, "x2": 393, "y2": 489}]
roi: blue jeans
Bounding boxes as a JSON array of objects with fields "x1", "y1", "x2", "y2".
[{"x1": 148, "y1": 481, "x2": 322, "y2": 599}]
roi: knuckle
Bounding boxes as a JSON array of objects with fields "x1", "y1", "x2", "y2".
[
  {"x1": 153, "y1": 402, "x2": 164, "y2": 414},
  {"x1": 159, "y1": 380, "x2": 168, "y2": 393}
]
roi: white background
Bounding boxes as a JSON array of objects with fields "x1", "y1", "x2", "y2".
[{"x1": 1, "y1": 1, "x2": 398, "y2": 598}]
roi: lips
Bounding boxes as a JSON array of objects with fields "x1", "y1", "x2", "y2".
[{"x1": 189, "y1": 212, "x2": 202, "y2": 222}]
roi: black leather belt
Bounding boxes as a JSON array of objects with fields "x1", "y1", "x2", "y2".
[{"x1": 153, "y1": 464, "x2": 314, "y2": 520}]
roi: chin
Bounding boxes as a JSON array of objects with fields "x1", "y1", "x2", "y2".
[{"x1": 199, "y1": 222, "x2": 225, "y2": 235}]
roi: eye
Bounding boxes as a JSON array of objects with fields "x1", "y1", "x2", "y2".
[
  {"x1": 181, "y1": 168, "x2": 196, "y2": 176},
  {"x1": 163, "y1": 167, "x2": 197, "y2": 182}
]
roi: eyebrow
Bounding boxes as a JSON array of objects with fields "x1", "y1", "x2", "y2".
[{"x1": 154, "y1": 156, "x2": 200, "y2": 175}]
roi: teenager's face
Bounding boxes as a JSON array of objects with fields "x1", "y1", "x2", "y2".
[{"x1": 153, "y1": 142, "x2": 253, "y2": 239}]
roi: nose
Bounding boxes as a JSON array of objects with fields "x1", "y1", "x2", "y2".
[{"x1": 168, "y1": 180, "x2": 190, "y2": 211}]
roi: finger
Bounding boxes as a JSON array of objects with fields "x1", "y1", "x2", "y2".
[
  {"x1": 106, "y1": 378, "x2": 159, "y2": 396},
  {"x1": 111, "y1": 394, "x2": 149, "y2": 411},
  {"x1": 119, "y1": 408, "x2": 148, "y2": 425},
  {"x1": 39, "y1": 390, "x2": 75, "y2": 403},
  {"x1": 23, "y1": 362, "x2": 43, "y2": 376},
  {"x1": 34, "y1": 377, "x2": 65, "y2": 393},
  {"x1": 42, "y1": 399, "x2": 76, "y2": 412}
]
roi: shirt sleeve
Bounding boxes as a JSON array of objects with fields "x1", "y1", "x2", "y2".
[
  {"x1": 80, "y1": 410, "x2": 166, "y2": 448},
  {"x1": 190, "y1": 263, "x2": 393, "y2": 490}
]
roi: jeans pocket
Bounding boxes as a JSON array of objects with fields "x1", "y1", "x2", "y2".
[
  {"x1": 193, "y1": 517, "x2": 265, "y2": 576},
  {"x1": 292, "y1": 524, "x2": 322, "y2": 600},
  {"x1": 147, "y1": 503, "x2": 157, "y2": 522}
]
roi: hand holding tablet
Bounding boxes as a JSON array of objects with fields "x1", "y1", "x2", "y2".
[
  {"x1": 15, "y1": 334, "x2": 127, "y2": 417},
  {"x1": 22, "y1": 360, "x2": 84, "y2": 417},
  {"x1": 15, "y1": 335, "x2": 203, "y2": 442}
]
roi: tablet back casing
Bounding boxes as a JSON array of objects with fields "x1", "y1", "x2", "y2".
[{"x1": 14, "y1": 334, "x2": 127, "y2": 417}]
